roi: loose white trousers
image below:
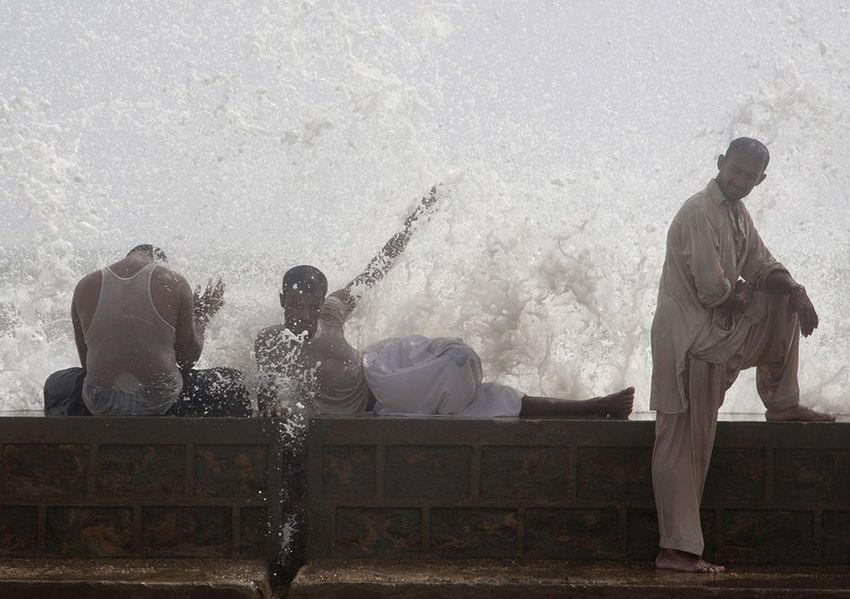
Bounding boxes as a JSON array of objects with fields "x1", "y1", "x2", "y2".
[{"x1": 652, "y1": 295, "x2": 800, "y2": 555}]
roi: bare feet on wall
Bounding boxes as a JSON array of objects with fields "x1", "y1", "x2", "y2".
[
  {"x1": 765, "y1": 404, "x2": 835, "y2": 422},
  {"x1": 655, "y1": 548, "x2": 725, "y2": 573},
  {"x1": 597, "y1": 387, "x2": 635, "y2": 419}
]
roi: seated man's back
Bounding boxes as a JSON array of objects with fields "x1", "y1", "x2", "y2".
[
  {"x1": 45, "y1": 244, "x2": 251, "y2": 417},
  {"x1": 74, "y1": 253, "x2": 187, "y2": 414}
]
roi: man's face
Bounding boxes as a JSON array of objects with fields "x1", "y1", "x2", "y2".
[
  {"x1": 280, "y1": 287, "x2": 325, "y2": 339},
  {"x1": 716, "y1": 151, "x2": 767, "y2": 202}
]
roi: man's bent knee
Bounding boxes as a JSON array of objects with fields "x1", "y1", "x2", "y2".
[{"x1": 43, "y1": 368, "x2": 90, "y2": 416}]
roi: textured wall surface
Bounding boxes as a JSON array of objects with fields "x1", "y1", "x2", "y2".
[
  {"x1": 0, "y1": 417, "x2": 285, "y2": 563},
  {"x1": 306, "y1": 417, "x2": 850, "y2": 564},
  {"x1": 3, "y1": 416, "x2": 847, "y2": 567}
]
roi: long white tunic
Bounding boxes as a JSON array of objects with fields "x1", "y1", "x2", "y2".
[
  {"x1": 309, "y1": 296, "x2": 522, "y2": 417},
  {"x1": 650, "y1": 179, "x2": 787, "y2": 413}
]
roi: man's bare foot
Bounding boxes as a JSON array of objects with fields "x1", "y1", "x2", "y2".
[
  {"x1": 656, "y1": 548, "x2": 725, "y2": 573},
  {"x1": 597, "y1": 387, "x2": 634, "y2": 419},
  {"x1": 765, "y1": 404, "x2": 835, "y2": 422}
]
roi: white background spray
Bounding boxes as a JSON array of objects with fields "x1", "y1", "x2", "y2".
[{"x1": 1, "y1": 1, "x2": 849, "y2": 414}]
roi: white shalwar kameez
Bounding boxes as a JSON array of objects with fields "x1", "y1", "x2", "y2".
[
  {"x1": 650, "y1": 179, "x2": 800, "y2": 556},
  {"x1": 308, "y1": 295, "x2": 522, "y2": 418}
]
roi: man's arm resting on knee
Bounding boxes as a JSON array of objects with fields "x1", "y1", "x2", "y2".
[
  {"x1": 764, "y1": 270, "x2": 818, "y2": 336},
  {"x1": 175, "y1": 277, "x2": 226, "y2": 368},
  {"x1": 174, "y1": 279, "x2": 205, "y2": 369},
  {"x1": 718, "y1": 279, "x2": 755, "y2": 311},
  {"x1": 764, "y1": 270, "x2": 802, "y2": 294},
  {"x1": 71, "y1": 294, "x2": 87, "y2": 368}
]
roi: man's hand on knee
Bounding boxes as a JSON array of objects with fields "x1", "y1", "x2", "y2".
[
  {"x1": 789, "y1": 286, "x2": 818, "y2": 336},
  {"x1": 720, "y1": 280, "x2": 755, "y2": 311}
]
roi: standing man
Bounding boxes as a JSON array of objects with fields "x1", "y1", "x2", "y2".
[
  {"x1": 650, "y1": 138, "x2": 834, "y2": 573},
  {"x1": 44, "y1": 244, "x2": 250, "y2": 416}
]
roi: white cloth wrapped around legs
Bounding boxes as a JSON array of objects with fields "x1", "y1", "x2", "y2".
[{"x1": 362, "y1": 335, "x2": 523, "y2": 417}]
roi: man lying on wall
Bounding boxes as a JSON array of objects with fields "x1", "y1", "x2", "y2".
[
  {"x1": 255, "y1": 188, "x2": 634, "y2": 419},
  {"x1": 44, "y1": 244, "x2": 250, "y2": 417}
]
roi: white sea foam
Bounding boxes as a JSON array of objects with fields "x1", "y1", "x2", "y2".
[{"x1": 1, "y1": 1, "x2": 849, "y2": 414}]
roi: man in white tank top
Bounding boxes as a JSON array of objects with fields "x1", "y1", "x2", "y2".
[{"x1": 44, "y1": 245, "x2": 250, "y2": 417}]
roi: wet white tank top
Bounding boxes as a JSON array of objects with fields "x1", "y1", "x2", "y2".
[{"x1": 82, "y1": 263, "x2": 182, "y2": 414}]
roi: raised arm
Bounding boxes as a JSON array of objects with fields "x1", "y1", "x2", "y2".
[{"x1": 332, "y1": 186, "x2": 440, "y2": 311}]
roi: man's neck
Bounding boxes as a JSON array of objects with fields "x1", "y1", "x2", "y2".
[{"x1": 109, "y1": 254, "x2": 154, "y2": 277}]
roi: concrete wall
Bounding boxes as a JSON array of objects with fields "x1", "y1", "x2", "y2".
[
  {"x1": 306, "y1": 417, "x2": 850, "y2": 564},
  {"x1": 0, "y1": 417, "x2": 286, "y2": 563},
  {"x1": 3, "y1": 416, "x2": 847, "y2": 567}
]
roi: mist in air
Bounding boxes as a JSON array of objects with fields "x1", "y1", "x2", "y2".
[{"x1": 1, "y1": 1, "x2": 849, "y2": 413}]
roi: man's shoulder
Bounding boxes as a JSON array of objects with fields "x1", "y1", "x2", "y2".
[
  {"x1": 150, "y1": 264, "x2": 190, "y2": 294},
  {"x1": 73, "y1": 269, "x2": 103, "y2": 305},
  {"x1": 76, "y1": 268, "x2": 102, "y2": 287},
  {"x1": 150, "y1": 263, "x2": 187, "y2": 283},
  {"x1": 682, "y1": 183, "x2": 713, "y2": 208},
  {"x1": 322, "y1": 290, "x2": 353, "y2": 323},
  {"x1": 674, "y1": 185, "x2": 715, "y2": 222}
]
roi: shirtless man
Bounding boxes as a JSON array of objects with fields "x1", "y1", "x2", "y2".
[
  {"x1": 255, "y1": 188, "x2": 635, "y2": 419},
  {"x1": 650, "y1": 138, "x2": 834, "y2": 574},
  {"x1": 44, "y1": 244, "x2": 249, "y2": 416}
]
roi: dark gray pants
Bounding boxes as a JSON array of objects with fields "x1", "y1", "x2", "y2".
[{"x1": 44, "y1": 367, "x2": 251, "y2": 417}]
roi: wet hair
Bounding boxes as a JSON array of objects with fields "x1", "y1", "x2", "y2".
[
  {"x1": 281, "y1": 265, "x2": 328, "y2": 297},
  {"x1": 127, "y1": 244, "x2": 168, "y2": 262},
  {"x1": 725, "y1": 137, "x2": 770, "y2": 170}
]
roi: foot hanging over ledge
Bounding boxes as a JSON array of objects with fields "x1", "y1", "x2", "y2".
[{"x1": 765, "y1": 404, "x2": 835, "y2": 422}]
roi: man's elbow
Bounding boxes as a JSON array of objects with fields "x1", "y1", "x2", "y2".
[
  {"x1": 177, "y1": 356, "x2": 198, "y2": 370},
  {"x1": 75, "y1": 344, "x2": 87, "y2": 369},
  {"x1": 175, "y1": 343, "x2": 203, "y2": 371},
  {"x1": 698, "y1": 278, "x2": 732, "y2": 310}
]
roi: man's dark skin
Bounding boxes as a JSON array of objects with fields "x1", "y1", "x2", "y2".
[
  {"x1": 72, "y1": 248, "x2": 223, "y2": 375},
  {"x1": 655, "y1": 147, "x2": 835, "y2": 576}
]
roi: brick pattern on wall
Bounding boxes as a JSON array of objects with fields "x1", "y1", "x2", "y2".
[
  {"x1": 0, "y1": 419, "x2": 285, "y2": 561},
  {"x1": 307, "y1": 418, "x2": 850, "y2": 564}
]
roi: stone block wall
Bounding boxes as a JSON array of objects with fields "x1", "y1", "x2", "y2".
[
  {"x1": 0, "y1": 417, "x2": 285, "y2": 562},
  {"x1": 306, "y1": 417, "x2": 850, "y2": 564}
]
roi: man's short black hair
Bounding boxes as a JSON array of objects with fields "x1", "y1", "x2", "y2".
[
  {"x1": 725, "y1": 137, "x2": 770, "y2": 170},
  {"x1": 282, "y1": 265, "x2": 328, "y2": 297},
  {"x1": 127, "y1": 244, "x2": 168, "y2": 262}
]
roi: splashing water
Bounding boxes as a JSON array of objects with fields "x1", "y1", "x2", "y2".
[{"x1": 1, "y1": 1, "x2": 849, "y2": 415}]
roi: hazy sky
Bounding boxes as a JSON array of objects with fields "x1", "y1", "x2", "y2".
[{"x1": 2, "y1": 1, "x2": 849, "y2": 411}]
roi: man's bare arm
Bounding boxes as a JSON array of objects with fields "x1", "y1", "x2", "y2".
[
  {"x1": 71, "y1": 295, "x2": 87, "y2": 368},
  {"x1": 174, "y1": 279, "x2": 204, "y2": 369},
  {"x1": 174, "y1": 277, "x2": 226, "y2": 369},
  {"x1": 765, "y1": 270, "x2": 802, "y2": 294},
  {"x1": 718, "y1": 279, "x2": 755, "y2": 311},
  {"x1": 334, "y1": 186, "x2": 440, "y2": 310}
]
